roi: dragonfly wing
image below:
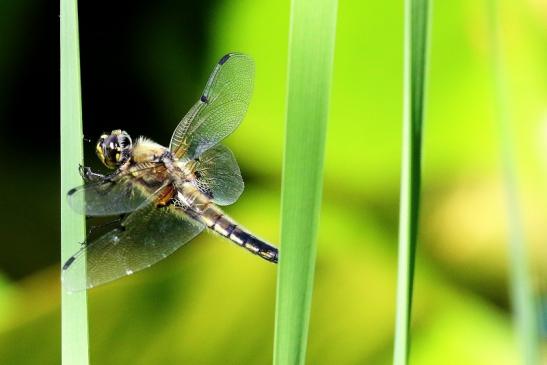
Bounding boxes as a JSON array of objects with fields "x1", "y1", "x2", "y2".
[
  {"x1": 169, "y1": 53, "x2": 254, "y2": 159},
  {"x1": 62, "y1": 202, "x2": 205, "y2": 291},
  {"x1": 67, "y1": 164, "x2": 167, "y2": 216},
  {"x1": 192, "y1": 144, "x2": 244, "y2": 206}
]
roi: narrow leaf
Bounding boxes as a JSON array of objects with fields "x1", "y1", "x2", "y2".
[
  {"x1": 60, "y1": 0, "x2": 90, "y2": 363},
  {"x1": 393, "y1": 0, "x2": 430, "y2": 364},
  {"x1": 487, "y1": 1, "x2": 539, "y2": 364},
  {"x1": 273, "y1": 0, "x2": 338, "y2": 364}
]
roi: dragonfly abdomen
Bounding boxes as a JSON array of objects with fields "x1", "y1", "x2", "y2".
[
  {"x1": 203, "y1": 209, "x2": 278, "y2": 264},
  {"x1": 176, "y1": 184, "x2": 278, "y2": 263}
]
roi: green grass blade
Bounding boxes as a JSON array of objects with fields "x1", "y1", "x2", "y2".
[
  {"x1": 393, "y1": 0, "x2": 430, "y2": 364},
  {"x1": 487, "y1": 1, "x2": 539, "y2": 364},
  {"x1": 273, "y1": 0, "x2": 338, "y2": 363},
  {"x1": 60, "y1": 0, "x2": 89, "y2": 363}
]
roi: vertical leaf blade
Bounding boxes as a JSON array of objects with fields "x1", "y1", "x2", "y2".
[
  {"x1": 393, "y1": 0, "x2": 430, "y2": 364},
  {"x1": 487, "y1": 1, "x2": 539, "y2": 364},
  {"x1": 274, "y1": 0, "x2": 338, "y2": 364},
  {"x1": 60, "y1": 0, "x2": 89, "y2": 363}
]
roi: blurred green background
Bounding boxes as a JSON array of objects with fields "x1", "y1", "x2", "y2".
[{"x1": 0, "y1": 0, "x2": 546, "y2": 363}]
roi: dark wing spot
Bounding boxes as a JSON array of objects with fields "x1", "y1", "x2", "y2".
[
  {"x1": 218, "y1": 53, "x2": 231, "y2": 65},
  {"x1": 200, "y1": 95, "x2": 209, "y2": 103},
  {"x1": 67, "y1": 187, "x2": 78, "y2": 196},
  {"x1": 62, "y1": 256, "x2": 76, "y2": 271}
]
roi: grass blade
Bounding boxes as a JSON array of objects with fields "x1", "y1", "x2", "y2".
[
  {"x1": 487, "y1": 1, "x2": 539, "y2": 364},
  {"x1": 60, "y1": 0, "x2": 89, "y2": 363},
  {"x1": 273, "y1": 0, "x2": 338, "y2": 363},
  {"x1": 392, "y1": 0, "x2": 430, "y2": 364}
]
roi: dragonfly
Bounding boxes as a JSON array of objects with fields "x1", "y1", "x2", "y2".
[{"x1": 62, "y1": 53, "x2": 278, "y2": 292}]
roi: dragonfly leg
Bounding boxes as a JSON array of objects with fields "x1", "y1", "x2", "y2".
[{"x1": 79, "y1": 164, "x2": 106, "y2": 183}]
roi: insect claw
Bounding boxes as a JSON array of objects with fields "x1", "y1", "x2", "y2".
[
  {"x1": 79, "y1": 165, "x2": 107, "y2": 183},
  {"x1": 79, "y1": 165, "x2": 92, "y2": 181}
]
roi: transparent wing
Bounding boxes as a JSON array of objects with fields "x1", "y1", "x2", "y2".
[
  {"x1": 62, "y1": 202, "x2": 205, "y2": 291},
  {"x1": 192, "y1": 144, "x2": 244, "y2": 206},
  {"x1": 67, "y1": 163, "x2": 167, "y2": 216},
  {"x1": 169, "y1": 53, "x2": 254, "y2": 159}
]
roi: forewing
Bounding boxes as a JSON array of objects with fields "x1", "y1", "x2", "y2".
[
  {"x1": 67, "y1": 164, "x2": 167, "y2": 216},
  {"x1": 62, "y1": 203, "x2": 205, "y2": 291},
  {"x1": 169, "y1": 53, "x2": 254, "y2": 159},
  {"x1": 193, "y1": 144, "x2": 244, "y2": 206}
]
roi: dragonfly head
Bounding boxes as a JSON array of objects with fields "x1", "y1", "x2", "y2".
[{"x1": 96, "y1": 130, "x2": 133, "y2": 169}]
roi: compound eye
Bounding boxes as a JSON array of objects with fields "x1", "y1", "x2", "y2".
[
  {"x1": 106, "y1": 139, "x2": 119, "y2": 160},
  {"x1": 119, "y1": 138, "x2": 128, "y2": 149},
  {"x1": 117, "y1": 133, "x2": 132, "y2": 150}
]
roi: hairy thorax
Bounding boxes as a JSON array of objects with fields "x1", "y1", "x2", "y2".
[
  {"x1": 131, "y1": 137, "x2": 168, "y2": 164},
  {"x1": 123, "y1": 137, "x2": 199, "y2": 199}
]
